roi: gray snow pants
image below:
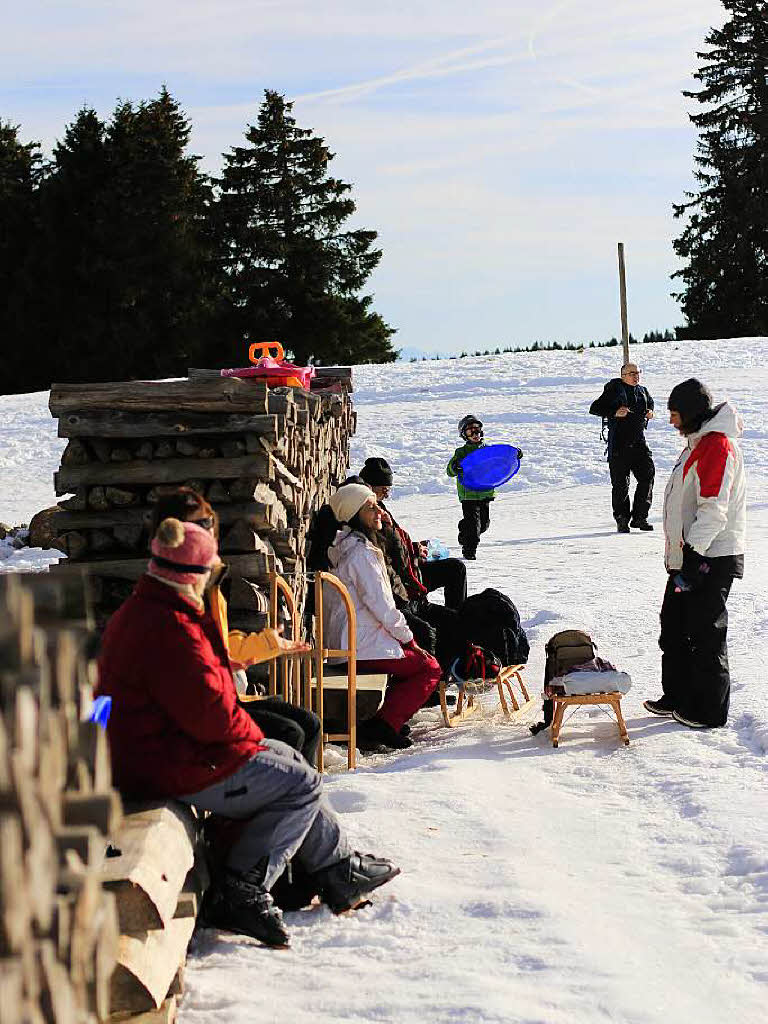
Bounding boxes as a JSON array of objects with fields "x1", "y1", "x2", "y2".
[{"x1": 179, "y1": 738, "x2": 349, "y2": 887}]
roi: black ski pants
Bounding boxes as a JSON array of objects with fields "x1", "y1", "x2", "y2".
[
  {"x1": 402, "y1": 601, "x2": 462, "y2": 672},
  {"x1": 609, "y1": 443, "x2": 654, "y2": 522},
  {"x1": 458, "y1": 499, "x2": 491, "y2": 555},
  {"x1": 239, "y1": 697, "x2": 322, "y2": 767},
  {"x1": 659, "y1": 572, "x2": 733, "y2": 727},
  {"x1": 420, "y1": 557, "x2": 467, "y2": 610}
]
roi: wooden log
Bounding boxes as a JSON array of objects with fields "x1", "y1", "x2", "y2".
[
  {"x1": 109, "y1": 916, "x2": 196, "y2": 1016},
  {"x1": 57, "y1": 489, "x2": 88, "y2": 511},
  {"x1": 0, "y1": 813, "x2": 30, "y2": 956},
  {"x1": 50, "y1": 552, "x2": 273, "y2": 583},
  {"x1": 100, "y1": 802, "x2": 199, "y2": 934},
  {"x1": 219, "y1": 438, "x2": 246, "y2": 458},
  {"x1": 219, "y1": 522, "x2": 269, "y2": 556},
  {"x1": 116, "y1": 995, "x2": 179, "y2": 1023},
  {"x1": 57, "y1": 409, "x2": 279, "y2": 440},
  {"x1": 88, "y1": 487, "x2": 110, "y2": 512},
  {"x1": 54, "y1": 825, "x2": 104, "y2": 869},
  {"x1": 110, "y1": 447, "x2": 133, "y2": 463},
  {"x1": 55, "y1": 453, "x2": 272, "y2": 494},
  {"x1": 60, "y1": 532, "x2": 88, "y2": 560},
  {"x1": 61, "y1": 439, "x2": 92, "y2": 467},
  {"x1": 49, "y1": 378, "x2": 269, "y2": 416},
  {"x1": 0, "y1": 957, "x2": 24, "y2": 1024},
  {"x1": 153, "y1": 441, "x2": 175, "y2": 460},
  {"x1": 91, "y1": 530, "x2": 114, "y2": 554},
  {"x1": 227, "y1": 576, "x2": 269, "y2": 613},
  {"x1": 135, "y1": 441, "x2": 155, "y2": 461},
  {"x1": 105, "y1": 486, "x2": 141, "y2": 507},
  {"x1": 36, "y1": 939, "x2": 77, "y2": 1024},
  {"x1": 114, "y1": 524, "x2": 145, "y2": 550},
  {"x1": 63, "y1": 791, "x2": 123, "y2": 836}
]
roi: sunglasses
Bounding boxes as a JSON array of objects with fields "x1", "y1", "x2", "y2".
[{"x1": 192, "y1": 516, "x2": 215, "y2": 531}]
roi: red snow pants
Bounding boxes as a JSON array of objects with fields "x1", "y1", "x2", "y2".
[{"x1": 356, "y1": 647, "x2": 441, "y2": 732}]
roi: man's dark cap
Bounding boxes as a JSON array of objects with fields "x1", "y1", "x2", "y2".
[
  {"x1": 360, "y1": 457, "x2": 393, "y2": 486},
  {"x1": 667, "y1": 378, "x2": 713, "y2": 431}
]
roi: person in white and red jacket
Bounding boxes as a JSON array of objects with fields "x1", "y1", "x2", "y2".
[{"x1": 644, "y1": 379, "x2": 746, "y2": 728}]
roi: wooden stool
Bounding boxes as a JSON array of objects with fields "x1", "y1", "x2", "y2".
[
  {"x1": 548, "y1": 691, "x2": 629, "y2": 748},
  {"x1": 440, "y1": 664, "x2": 533, "y2": 728}
]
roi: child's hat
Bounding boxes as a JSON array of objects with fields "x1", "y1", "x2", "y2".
[{"x1": 149, "y1": 518, "x2": 218, "y2": 585}]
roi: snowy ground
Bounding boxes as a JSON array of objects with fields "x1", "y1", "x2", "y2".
[{"x1": 2, "y1": 339, "x2": 767, "y2": 1023}]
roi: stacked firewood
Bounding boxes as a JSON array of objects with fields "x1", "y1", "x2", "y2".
[
  {"x1": 48, "y1": 370, "x2": 355, "y2": 629},
  {"x1": 0, "y1": 571, "x2": 121, "y2": 1023}
]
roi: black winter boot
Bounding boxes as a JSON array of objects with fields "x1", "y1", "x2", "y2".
[
  {"x1": 312, "y1": 852, "x2": 401, "y2": 914},
  {"x1": 270, "y1": 861, "x2": 321, "y2": 912},
  {"x1": 616, "y1": 516, "x2": 630, "y2": 534},
  {"x1": 203, "y1": 867, "x2": 290, "y2": 947},
  {"x1": 357, "y1": 716, "x2": 413, "y2": 752},
  {"x1": 630, "y1": 519, "x2": 654, "y2": 531}
]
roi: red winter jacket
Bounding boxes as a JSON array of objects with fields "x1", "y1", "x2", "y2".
[{"x1": 97, "y1": 575, "x2": 264, "y2": 798}]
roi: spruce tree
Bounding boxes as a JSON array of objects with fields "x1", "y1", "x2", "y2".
[
  {"x1": 0, "y1": 122, "x2": 45, "y2": 392},
  {"x1": 672, "y1": 0, "x2": 768, "y2": 338},
  {"x1": 212, "y1": 90, "x2": 396, "y2": 366},
  {"x1": 39, "y1": 90, "x2": 214, "y2": 385}
]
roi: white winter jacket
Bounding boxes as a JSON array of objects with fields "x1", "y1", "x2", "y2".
[
  {"x1": 324, "y1": 527, "x2": 413, "y2": 660},
  {"x1": 662, "y1": 401, "x2": 746, "y2": 572}
]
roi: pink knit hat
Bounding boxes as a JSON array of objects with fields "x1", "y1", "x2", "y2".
[{"x1": 149, "y1": 518, "x2": 218, "y2": 585}]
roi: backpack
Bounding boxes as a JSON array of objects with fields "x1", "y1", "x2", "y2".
[
  {"x1": 459, "y1": 588, "x2": 530, "y2": 666},
  {"x1": 544, "y1": 629, "x2": 597, "y2": 685},
  {"x1": 530, "y1": 629, "x2": 597, "y2": 735},
  {"x1": 448, "y1": 643, "x2": 502, "y2": 692}
]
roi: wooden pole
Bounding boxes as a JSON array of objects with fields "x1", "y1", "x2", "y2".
[{"x1": 617, "y1": 242, "x2": 630, "y2": 366}]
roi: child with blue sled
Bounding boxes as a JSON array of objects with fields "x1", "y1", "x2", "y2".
[{"x1": 447, "y1": 415, "x2": 523, "y2": 560}]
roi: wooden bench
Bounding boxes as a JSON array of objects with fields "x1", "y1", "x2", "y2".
[
  {"x1": 439, "y1": 664, "x2": 533, "y2": 728},
  {"x1": 547, "y1": 691, "x2": 630, "y2": 748}
]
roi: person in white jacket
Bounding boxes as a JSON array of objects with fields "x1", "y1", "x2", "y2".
[
  {"x1": 644, "y1": 379, "x2": 746, "y2": 728},
  {"x1": 325, "y1": 484, "x2": 441, "y2": 751}
]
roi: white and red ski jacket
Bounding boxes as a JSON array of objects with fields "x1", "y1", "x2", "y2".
[{"x1": 662, "y1": 401, "x2": 746, "y2": 572}]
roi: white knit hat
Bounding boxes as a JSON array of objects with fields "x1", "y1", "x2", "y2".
[{"x1": 329, "y1": 483, "x2": 376, "y2": 524}]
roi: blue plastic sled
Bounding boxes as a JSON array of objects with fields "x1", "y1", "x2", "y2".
[{"x1": 460, "y1": 444, "x2": 521, "y2": 491}]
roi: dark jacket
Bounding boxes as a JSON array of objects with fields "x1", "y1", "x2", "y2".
[
  {"x1": 376, "y1": 502, "x2": 428, "y2": 605},
  {"x1": 590, "y1": 378, "x2": 654, "y2": 456},
  {"x1": 97, "y1": 575, "x2": 264, "y2": 798}
]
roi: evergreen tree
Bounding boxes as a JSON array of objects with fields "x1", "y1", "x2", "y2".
[
  {"x1": 39, "y1": 89, "x2": 214, "y2": 385},
  {"x1": 212, "y1": 90, "x2": 396, "y2": 365},
  {"x1": 672, "y1": 1, "x2": 768, "y2": 338},
  {"x1": 0, "y1": 122, "x2": 45, "y2": 391}
]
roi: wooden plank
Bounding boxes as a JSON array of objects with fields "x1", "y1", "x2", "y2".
[
  {"x1": 63, "y1": 790, "x2": 123, "y2": 835},
  {"x1": 100, "y1": 802, "x2": 199, "y2": 934},
  {"x1": 50, "y1": 552, "x2": 273, "y2": 582},
  {"x1": 49, "y1": 378, "x2": 268, "y2": 416},
  {"x1": 54, "y1": 499, "x2": 284, "y2": 532},
  {"x1": 110, "y1": 916, "x2": 196, "y2": 1015},
  {"x1": 58, "y1": 409, "x2": 279, "y2": 440},
  {"x1": 55, "y1": 453, "x2": 272, "y2": 494}
]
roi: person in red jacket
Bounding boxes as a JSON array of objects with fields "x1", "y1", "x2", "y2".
[{"x1": 97, "y1": 518, "x2": 399, "y2": 947}]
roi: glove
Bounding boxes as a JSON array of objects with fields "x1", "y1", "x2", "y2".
[
  {"x1": 516, "y1": 448, "x2": 524, "y2": 460},
  {"x1": 676, "y1": 544, "x2": 711, "y2": 591}
]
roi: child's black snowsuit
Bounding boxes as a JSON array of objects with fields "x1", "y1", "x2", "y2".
[{"x1": 446, "y1": 442, "x2": 495, "y2": 557}]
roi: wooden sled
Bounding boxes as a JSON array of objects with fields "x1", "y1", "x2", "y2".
[
  {"x1": 440, "y1": 664, "x2": 531, "y2": 728},
  {"x1": 549, "y1": 691, "x2": 630, "y2": 748}
]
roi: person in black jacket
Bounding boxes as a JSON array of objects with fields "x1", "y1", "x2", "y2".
[{"x1": 591, "y1": 363, "x2": 655, "y2": 533}]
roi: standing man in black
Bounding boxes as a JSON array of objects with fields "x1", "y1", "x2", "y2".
[{"x1": 590, "y1": 362, "x2": 655, "y2": 533}]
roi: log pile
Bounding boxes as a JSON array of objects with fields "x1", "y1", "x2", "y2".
[
  {"x1": 48, "y1": 371, "x2": 355, "y2": 629},
  {"x1": 0, "y1": 571, "x2": 121, "y2": 1023}
]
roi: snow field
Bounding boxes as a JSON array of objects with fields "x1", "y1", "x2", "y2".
[{"x1": 1, "y1": 338, "x2": 767, "y2": 1022}]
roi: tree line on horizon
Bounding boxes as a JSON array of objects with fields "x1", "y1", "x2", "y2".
[{"x1": 0, "y1": 89, "x2": 397, "y2": 394}]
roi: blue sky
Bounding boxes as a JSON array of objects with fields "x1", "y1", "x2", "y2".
[{"x1": 2, "y1": 0, "x2": 726, "y2": 354}]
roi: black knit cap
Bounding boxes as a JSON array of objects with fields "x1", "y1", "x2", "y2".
[
  {"x1": 667, "y1": 378, "x2": 713, "y2": 432},
  {"x1": 360, "y1": 457, "x2": 393, "y2": 487}
]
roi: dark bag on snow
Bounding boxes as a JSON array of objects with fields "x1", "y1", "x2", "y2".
[
  {"x1": 459, "y1": 588, "x2": 529, "y2": 666},
  {"x1": 530, "y1": 629, "x2": 598, "y2": 735}
]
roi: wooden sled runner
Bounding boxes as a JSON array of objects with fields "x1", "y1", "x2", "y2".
[
  {"x1": 439, "y1": 664, "x2": 534, "y2": 728},
  {"x1": 549, "y1": 691, "x2": 630, "y2": 748}
]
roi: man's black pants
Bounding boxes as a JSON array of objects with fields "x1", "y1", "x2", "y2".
[
  {"x1": 420, "y1": 557, "x2": 467, "y2": 610},
  {"x1": 458, "y1": 499, "x2": 491, "y2": 556},
  {"x1": 609, "y1": 443, "x2": 654, "y2": 522},
  {"x1": 659, "y1": 573, "x2": 733, "y2": 727}
]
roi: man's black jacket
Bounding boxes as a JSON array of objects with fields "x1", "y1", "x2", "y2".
[{"x1": 589, "y1": 378, "x2": 654, "y2": 454}]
